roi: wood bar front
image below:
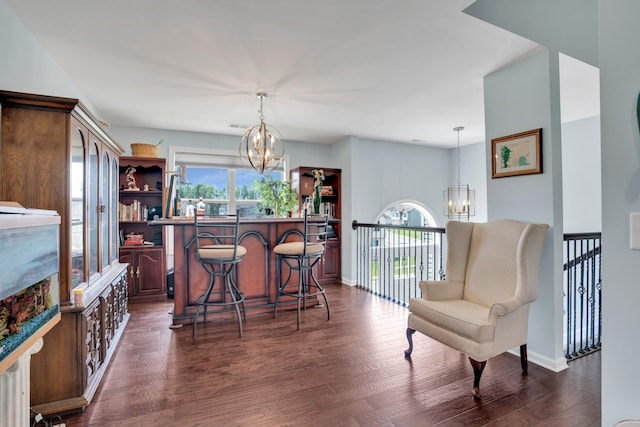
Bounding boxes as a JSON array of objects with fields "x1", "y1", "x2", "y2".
[{"x1": 152, "y1": 217, "x2": 316, "y2": 326}]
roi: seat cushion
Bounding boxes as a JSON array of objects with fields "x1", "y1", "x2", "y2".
[
  {"x1": 199, "y1": 244, "x2": 247, "y2": 261},
  {"x1": 273, "y1": 241, "x2": 324, "y2": 256},
  {"x1": 408, "y1": 298, "x2": 494, "y2": 343}
]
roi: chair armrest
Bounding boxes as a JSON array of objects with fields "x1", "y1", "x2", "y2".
[
  {"x1": 489, "y1": 298, "x2": 523, "y2": 317},
  {"x1": 418, "y1": 280, "x2": 464, "y2": 301}
]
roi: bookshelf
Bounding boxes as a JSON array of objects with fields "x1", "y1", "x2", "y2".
[
  {"x1": 290, "y1": 166, "x2": 341, "y2": 284},
  {"x1": 118, "y1": 156, "x2": 166, "y2": 301}
]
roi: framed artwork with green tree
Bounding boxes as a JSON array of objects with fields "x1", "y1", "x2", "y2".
[{"x1": 491, "y1": 128, "x2": 542, "y2": 178}]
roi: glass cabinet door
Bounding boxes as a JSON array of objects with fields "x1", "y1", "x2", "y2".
[
  {"x1": 111, "y1": 157, "x2": 119, "y2": 263},
  {"x1": 71, "y1": 121, "x2": 86, "y2": 287},
  {"x1": 89, "y1": 141, "x2": 99, "y2": 278},
  {"x1": 101, "y1": 151, "x2": 110, "y2": 270}
]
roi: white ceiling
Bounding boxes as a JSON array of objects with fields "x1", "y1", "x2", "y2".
[{"x1": 7, "y1": 0, "x2": 595, "y2": 148}]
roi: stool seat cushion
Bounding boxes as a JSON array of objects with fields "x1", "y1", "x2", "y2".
[
  {"x1": 274, "y1": 241, "x2": 324, "y2": 256},
  {"x1": 199, "y1": 244, "x2": 247, "y2": 261}
]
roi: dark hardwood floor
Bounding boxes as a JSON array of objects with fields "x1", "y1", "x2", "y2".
[{"x1": 60, "y1": 284, "x2": 600, "y2": 426}]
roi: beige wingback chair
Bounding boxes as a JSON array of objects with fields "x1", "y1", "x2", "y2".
[{"x1": 405, "y1": 219, "x2": 549, "y2": 400}]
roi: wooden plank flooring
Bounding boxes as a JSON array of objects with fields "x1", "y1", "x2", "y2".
[{"x1": 60, "y1": 284, "x2": 600, "y2": 426}]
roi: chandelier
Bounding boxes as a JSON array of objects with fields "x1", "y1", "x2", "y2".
[
  {"x1": 239, "y1": 92, "x2": 284, "y2": 174},
  {"x1": 443, "y1": 126, "x2": 475, "y2": 221}
]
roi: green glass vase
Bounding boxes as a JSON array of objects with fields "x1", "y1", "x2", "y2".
[{"x1": 313, "y1": 188, "x2": 321, "y2": 214}]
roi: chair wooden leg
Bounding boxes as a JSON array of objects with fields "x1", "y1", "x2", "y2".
[
  {"x1": 520, "y1": 344, "x2": 528, "y2": 375},
  {"x1": 404, "y1": 328, "x2": 416, "y2": 358},
  {"x1": 469, "y1": 357, "x2": 487, "y2": 400}
]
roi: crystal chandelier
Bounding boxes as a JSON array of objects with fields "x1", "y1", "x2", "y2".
[
  {"x1": 443, "y1": 126, "x2": 475, "y2": 221},
  {"x1": 239, "y1": 92, "x2": 284, "y2": 174}
]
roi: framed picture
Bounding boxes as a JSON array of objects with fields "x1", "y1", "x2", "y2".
[{"x1": 491, "y1": 128, "x2": 542, "y2": 178}]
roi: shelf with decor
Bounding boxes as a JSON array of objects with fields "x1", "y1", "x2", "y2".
[
  {"x1": 290, "y1": 166, "x2": 341, "y2": 284},
  {"x1": 118, "y1": 156, "x2": 166, "y2": 302}
]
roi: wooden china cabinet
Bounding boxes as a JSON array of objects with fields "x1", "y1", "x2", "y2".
[{"x1": 0, "y1": 90, "x2": 129, "y2": 415}]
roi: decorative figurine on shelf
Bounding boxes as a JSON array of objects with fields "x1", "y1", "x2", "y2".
[
  {"x1": 302, "y1": 197, "x2": 311, "y2": 216},
  {"x1": 312, "y1": 169, "x2": 324, "y2": 214},
  {"x1": 125, "y1": 167, "x2": 139, "y2": 191},
  {"x1": 143, "y1": 184, "x2": 150, "y2": 191},
  {"x1": 196, "y1": 197, "x2": 206, "y2": 217},
  {"x1": 185, "y1": 200, "x2": 195, "y2": 219}
]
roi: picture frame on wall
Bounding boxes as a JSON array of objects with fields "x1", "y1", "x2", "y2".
[{"x1": 491, "y1": 128, "x2": 542, "y2": 178}]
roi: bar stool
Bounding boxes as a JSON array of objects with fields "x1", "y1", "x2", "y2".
[
  {"x1": 273, "y1": 211, "x2": 330, "y2": 329},
  {"x1": 193, "y1": 213, "x2": 247, "y2": 339}
]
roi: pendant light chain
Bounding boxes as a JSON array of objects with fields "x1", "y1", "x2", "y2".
[{"x1": 454, "y1": 126, "x2": 463, "y2": 187}]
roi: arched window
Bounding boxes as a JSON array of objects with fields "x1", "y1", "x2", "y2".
[
  {"x1": 360, "y1": 200, "x2": 443, "y2": 306},
  {"x1": 376, "y1": 200, "x2": 439, "y2": 228}
]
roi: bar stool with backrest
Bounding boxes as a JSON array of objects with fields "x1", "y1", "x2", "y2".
[
  {"x1": 192, "y1": 212, "x2": 247, "y2": 339},
  {"x1": 273, "y1": 211, "x2": 330, "y2": 329}
]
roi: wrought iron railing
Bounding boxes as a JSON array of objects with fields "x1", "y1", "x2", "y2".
[
  {"x1": 352, "y1": 220, "x2": 603, "y2": 362},
  {"x1": 563, "y1": 232, "x2": 602, "y2": 361},
  {"x1": 352, "y1": 220, "x2": 445, "y2": 306}
]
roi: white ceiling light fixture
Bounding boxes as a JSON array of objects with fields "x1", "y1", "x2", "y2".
[
  {"x1": 239, "y1": 92, "x2": 284, "y2": 174},
  {"x1": 443, "y1": 126, "x2": 475, "y2": 221}
]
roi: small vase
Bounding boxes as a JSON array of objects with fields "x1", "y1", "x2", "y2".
[{"x1": 313, "y1": 190, "x2": 321, "y2": 215}]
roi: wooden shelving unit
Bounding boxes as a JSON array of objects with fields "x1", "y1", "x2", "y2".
[
  {"x1": 290, "y1": 166, "x2": 342, "y2": 284},
  {"x1": 118, "y1": 156, "x2": 167, "y2": 302}
]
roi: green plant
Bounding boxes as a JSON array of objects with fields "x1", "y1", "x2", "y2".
[{"x1": 252, "y1": 175, "x2": 298, "y2": 217}]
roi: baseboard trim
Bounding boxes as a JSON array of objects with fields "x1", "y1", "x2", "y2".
[
  {"x1": 341, "y1": 277, "x2": 356, "y2": 287},
  {"x1": 508, "y1": 347, "x2": 568, "y2": 372}
]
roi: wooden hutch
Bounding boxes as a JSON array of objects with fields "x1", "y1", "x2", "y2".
[{"x1": 0, "y1": 90, "x2": 129, "y2": 415}]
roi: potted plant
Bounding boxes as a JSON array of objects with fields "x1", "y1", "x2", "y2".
[{"x1": 252, "y1": 175, "x2": 298, "y2": 217}]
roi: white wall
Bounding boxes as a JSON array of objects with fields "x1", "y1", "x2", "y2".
[
  {"x1": 455, "y1": 141, "x2": 488, "y2": 224},
  {"x1": 327, "y1": 136, "x2": 354, "y2": 284},
  {"x1": 599, "y1": 2, "x2": 640, "y2": 424},
  {"x1": 464, "y1": 0, "x2": 598, "y2": 68},
  {"x1": 109, "y1": 125, "x2": 334, "y2": 171},
  {"x1": 561, "y1": 116, "x2": 602, "y2": 233},
  {"x1": 0, "y1": 1, "x2": 97, "y2": 113},
  {"x1": 484, "y1": 48, "x2": 567, "y2": 372}
]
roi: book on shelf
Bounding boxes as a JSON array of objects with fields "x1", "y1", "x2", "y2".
[
  {"x1": 123, "y1": 232, "x2": 143, "y2": 246},
  {"x1": 320, "y1": 185, "x2": 334, "y2": 196},
  {"x1": 319, "y1": 201, "x2": 336, "y2": 218},
  {"x1": 118, "y1": 200, "x2": 149, "y2": 221}
]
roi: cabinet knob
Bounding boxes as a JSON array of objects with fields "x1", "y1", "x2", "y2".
[
  {"x1": 130, "y1": 267, "x2": 134, "y2": 278},
  {"x1": 99, "y1": 205, "x2": 106, "y2": 213},
  {"x1": 136, "y1": 266, "x2": 140, "y2": 278}
]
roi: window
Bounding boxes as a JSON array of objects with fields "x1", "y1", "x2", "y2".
[
  {"x1": 172, "y1": 148, "x2": 286, "y2": 217},
  {"x1": 370, "y1": 201, "x2": 441, "y2": 283}
]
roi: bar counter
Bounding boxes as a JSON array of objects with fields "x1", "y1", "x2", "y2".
[{"x1": 150, "y1": 217, "x2": 321, "y2": 326}]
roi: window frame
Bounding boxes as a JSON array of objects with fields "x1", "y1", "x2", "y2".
[
  {"x1": 168, "y1": 146, "x2": 290, "y2": 213},
  {"x1": 165, "y1": 146, "x2": 290, "y2": 269}
]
